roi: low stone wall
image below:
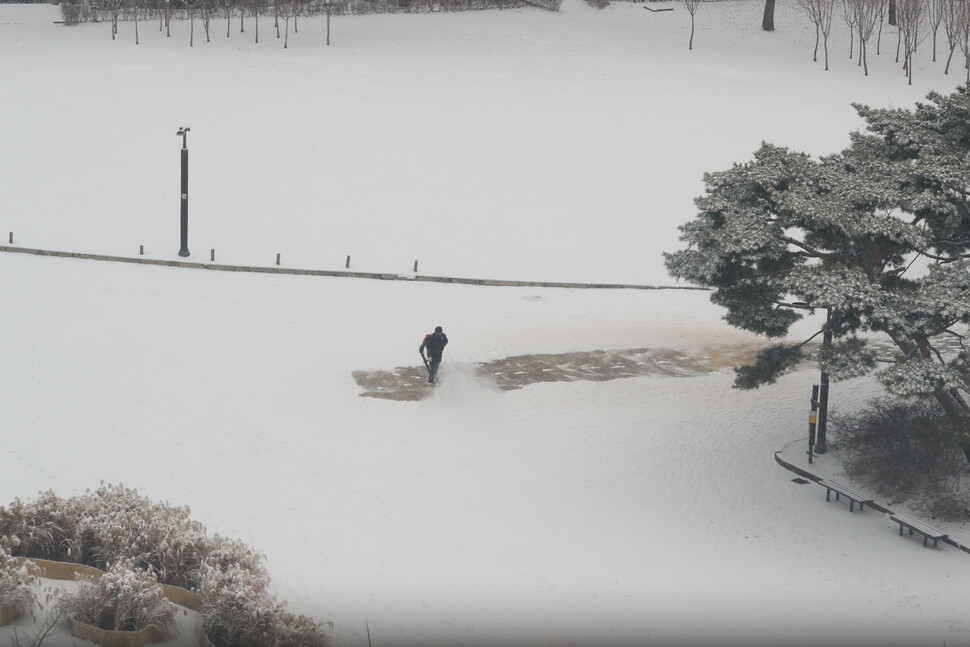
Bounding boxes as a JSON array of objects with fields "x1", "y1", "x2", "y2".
[
  {"x1": 71, "y1": 620, "x2": 158, "y2": 647},
  {"x1": 16, "y1": 556, "x2": 104, "y2": 581},
  {"x1": 0, "y1": 605, "x2": 17, "y2": 626},
  {"x1": 161, "y1": 583, "x2": 203, "y2": 611}
]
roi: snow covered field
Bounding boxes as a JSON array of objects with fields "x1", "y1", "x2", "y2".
[{"x1": 3, "y1": 1, "x2": 970, "y2": 645}]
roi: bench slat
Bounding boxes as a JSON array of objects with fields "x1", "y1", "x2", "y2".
[
  {"x1": 819, "y1": 479, "x2": 870, "y2": 500},
  {"x1": 818, "y1": 479, "x2": 874, "y2": 512},
  {"x1": 891, "y1": 513, "x2": 946, "y2": 538}
]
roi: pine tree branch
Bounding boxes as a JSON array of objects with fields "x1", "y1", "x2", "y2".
[
  {"x1": 781, "y1": 235, "x2": 852, "y2": 261},
  {"x1": 916, "y1": 249, "x2": 970, "y2": 263}
]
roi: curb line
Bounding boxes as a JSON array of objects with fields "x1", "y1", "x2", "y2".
[
  {"x1": 0, "y1": 245, "x2": 707, "y2": 291},
  {"x1": 773, "y1": 449, "x2": 970, "y2": 554}
]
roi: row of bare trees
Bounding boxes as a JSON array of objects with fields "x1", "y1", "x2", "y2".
[
  {"x1": 64, "y1": 0, "x2": 337, "y2": 46},
  {"x1": 798, "y1": 0, "x2": 970, "y2": 83},
  {"x1": 61, "y1": 0, "x2": 542, "y2": 46}
]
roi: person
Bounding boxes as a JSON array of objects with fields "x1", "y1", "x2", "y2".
[{"x1": 419, "y1": 326, "x2": 448, "y2": 385}]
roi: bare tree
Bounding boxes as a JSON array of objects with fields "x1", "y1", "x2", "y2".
[
  {"x1": 799, "y1": 0, "x2": 823, "y2": 60},
  {"x1": 876, "y1": 0, "x2": 887, "y2": 53},
  {"x1": 201, "y1": 0, "x2": 213, "y2": 41},
  {"x1": 684, "y1": 0, "x2": 701, "y2": 50},
  {"x1": 185, "y1": 0, "x2": 197, "y2": 45},
  {"x1": 897, "y1": 0, "x2": 927, "y2": 84},
  {"x1": 279, "y1": 0, "x2": 292, "y2": 46},
  {"x1": 855, "y1": 0, "x2": 882, "y2": 73},
  {"x1": 959, "y1": 0, "x2": 970, "y2": 81},
  {"x1": 799, "y1": 0, "x2": 836, "y2": 68},
  {"x1": 820, "y1": 0, "x2": 837, "y2": 66},
  {"x1": 133, "y1": 0, "x2": 140, "y2": 43},
  {"x1": 107, "y1": 0, "x2": 121, "y2": 38},
  {"x1": 842, "y1": 0, "x2": 859, "y2": 57},
  {"x1": 941, "y1": 0, "x2": 962, "y2": 71},
  {"x1": 252, "y1": 0, "x2": 262, "y2": 43},
  {"x1": 926, "y1": 0, "x2": 945, "y2": 59}
]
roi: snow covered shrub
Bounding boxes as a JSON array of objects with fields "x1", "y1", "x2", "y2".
[
  {"x1": 833, "y1": 398, "x2": 970, "y2": 519},
  {"x1": 0, "y1": 491, "x2": 77, "y2": 561},
  {"x1": 64, "y1": 484, "x2": 211, "y2": 589},
  {"x1": 1, "y1": 484, "x2": 211, "y2": 589},
  {"x1": 59, "y1": 1, "x2": 84, "y2": 25},
  {"x1": 585, "y1": 0, "x2": 610, "y2": 8},
  {"x1": 57, "y1": 559, "x2": 178, "y2": 635},
  {"x1": 197, "y1": 555, "x2": 330, "y2": 647},
  {"x1": 0, "y1": 541, "x2": 40, "y2": 619},
  {"x1": 3, "y1": 486, "x2": 332, "y2": 645}
]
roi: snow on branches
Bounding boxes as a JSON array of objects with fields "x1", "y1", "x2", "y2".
[{"x1": 664, "y1": 86, "x2": 970, "y2": 402}]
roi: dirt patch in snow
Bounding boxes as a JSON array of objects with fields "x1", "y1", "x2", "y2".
[{"x1": 353, "y1": 344, "x2": 765, "y2": 401}]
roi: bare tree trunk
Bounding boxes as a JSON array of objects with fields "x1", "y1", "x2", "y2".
[
  {"x1": 689, "y1": 13, "x2": 695, "y2": 49},
  {"x1": 762, "y1": 0, "x2": 775, "y2": 30},
  {"x1": 135, "y1": 7, "x2": 139, "y2": 44},
  {"x1": 888, "y1": 0, "x2": 896, "y2": 24},
  {"x1": 858, "y1": 24, "x2": 864, "y2": 64},
  {"x1": 877, "y1": 12, "x2": 883, "y2": 53}
]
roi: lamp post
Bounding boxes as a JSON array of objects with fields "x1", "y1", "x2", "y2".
[
  {"x1": 815, "y1": 308, "x2": 832, "y2": 453},
  {"x1": 177, "y1": 127, "x2": 191, "y2": 258}
]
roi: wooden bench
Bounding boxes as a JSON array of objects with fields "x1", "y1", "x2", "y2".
[
  {"x1": 818, "y1": 479, "x2": 874, "y2": 512},
  {"x1": 890, "y1": 512, "x2": 948, "y2": 548}
]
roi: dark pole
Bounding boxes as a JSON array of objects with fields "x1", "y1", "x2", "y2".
[
  {"x1": 177, "y1": 127, "x2": 191, "y2": 258},
  {"x1": 816, "y1": 309, "x2": 831, "y2": 453}
]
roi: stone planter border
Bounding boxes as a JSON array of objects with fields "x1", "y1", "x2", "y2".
[
  {"x1": 11, "y1": 556, "x2": 208, "y2": 645},
  {"x1": 71, "y1": 620, "x2": 158, "y2": 647},
  {"x1": 0, "y1": 605, "x2": 17, "y2": 627}
]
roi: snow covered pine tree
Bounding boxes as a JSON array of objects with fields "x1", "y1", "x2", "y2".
[{"x1": 664, "y1": 86, "x2": 970, "y2": 454}]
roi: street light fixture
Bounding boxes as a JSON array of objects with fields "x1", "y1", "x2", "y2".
[{"x1": 177, "y1": 127, "x2": 191, "y2": 258}]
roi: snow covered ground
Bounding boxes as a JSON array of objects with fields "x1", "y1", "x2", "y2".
[{"x1": 3, "y1": 1, "x2": 970, "y2": 645}]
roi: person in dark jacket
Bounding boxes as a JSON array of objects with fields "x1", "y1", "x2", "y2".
[{"x1": 419, "y1": 326, "x2": 448, "y2": 385}]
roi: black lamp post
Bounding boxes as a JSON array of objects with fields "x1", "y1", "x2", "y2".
[
  {"x1": 815, "y1": 308, "x2": 832, "y2": 453},
  {"x1": 177, "y1": 127, "x2": 191, "y2": 258}
]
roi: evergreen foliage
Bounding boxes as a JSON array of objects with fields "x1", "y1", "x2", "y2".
[{"x1": 664, "y1": 87, "x2": 970, "y2": 422}]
